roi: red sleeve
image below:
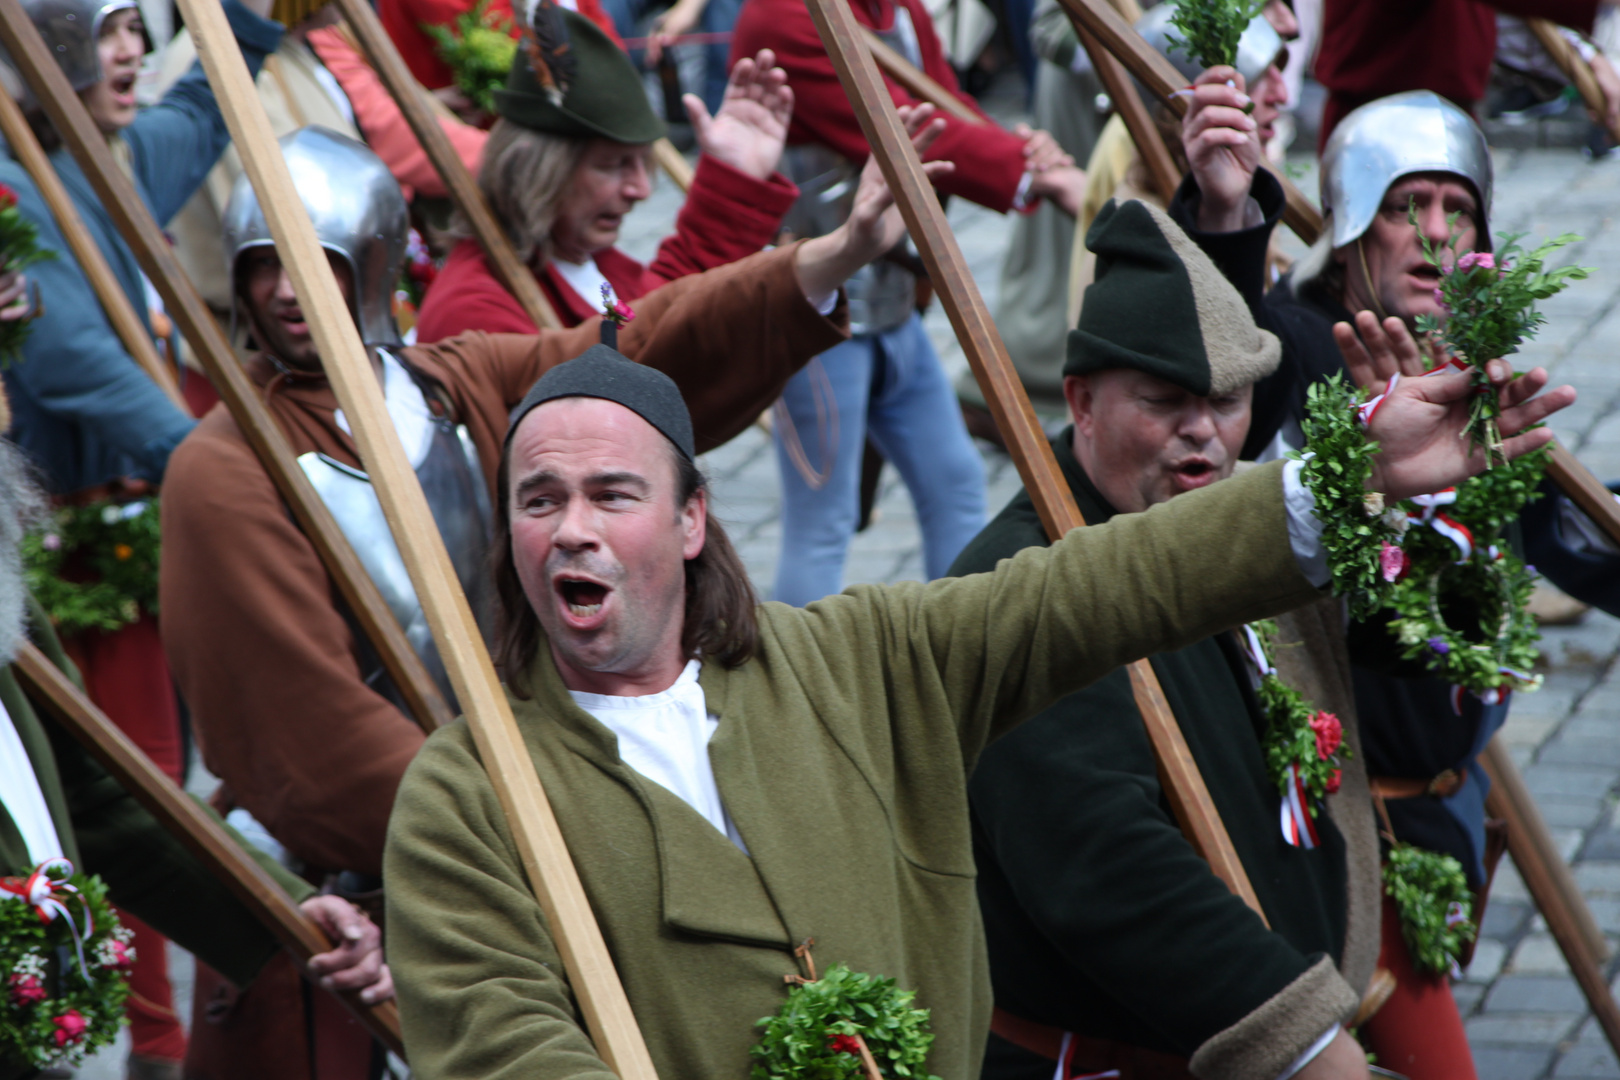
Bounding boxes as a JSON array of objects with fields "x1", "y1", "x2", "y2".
[
  {"x1": 636, "y1": 154, "x2": 798, "y2": 290},
  {"x1": 730, "y1": 0, "x2": 1029, "y2": 212},
  {"x1": 414, "y1": 240, "x2": 544, "y2": 341},
  {"x1": 378, "y1": 0, "x2": 520, "y2": 90},
  {"x1": 307, "y1": 26, "x2": 488, "y2": 200}
]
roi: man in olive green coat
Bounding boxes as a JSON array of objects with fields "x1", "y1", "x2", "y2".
[
  {"x1": 0, "y1": 379, "x2": 389, "y2": 1080},
  {"x1": 384, "y1": 338, "x2": 1571, "y2": 1080}
]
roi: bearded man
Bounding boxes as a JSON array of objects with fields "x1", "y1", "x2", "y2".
[
  {"x1": 0, "y1": 378, "x2": 391, "y2": 1080},
  {"x1": 382, "y1": 315, "x2": 1572, "y2": 1078},
  {"x1": 158, "y1": 120, "x2": 929, "y2": 1079},
  {"x1": 954, "y1": 199, "x2": 1380, "y2": 1080}
]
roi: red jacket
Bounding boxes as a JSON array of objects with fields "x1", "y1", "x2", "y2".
[
  {"x1": 379, "y1": 0, "x2": 621, "y2": 91},
  {"x1": 730, "y1": 0, "x2": 1030, "y2": 212},
  {"x1": 414, "y1": 153, "x2": 799, "y2": 338},
  {"x1": 1315, "y1": 0, "x2": 1597, "y2": 141}
]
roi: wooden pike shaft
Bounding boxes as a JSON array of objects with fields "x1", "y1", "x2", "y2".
[
  {"x1": 169, "y1": 0, "x2": 659, "y2": 1073},
  {"x1": 806, "y1": 0, "x2": 1268, "y2": 923},
  {"x1": 0, "y1": 89, "x2": 186, "y2": 410},
  {"x1": 332, "y1": 0, "x2": 563, "y2": 330},
  {"x1": 1528, "y1": 19, "x2": 1620, "y2": 146},
  {"x1": 12, "y1": 642, "x2": 406, "y2": 1057},
  {"x1": 1072, "y1": 20, "x2": 1179, "y2": 202},
  {"x1": 1480, "y1": 738, "x2": 1620, "y2": 1056},
  {"x1": 858, "y1": 27, "x2": 984, "y2": 125},
  {"x1": 652, "y1": 138, "x2": 696, "y2": 193},
  {"x1": 0, "y1": 0, "x2": 454, "y2": 736}
]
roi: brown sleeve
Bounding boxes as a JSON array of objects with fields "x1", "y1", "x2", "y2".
[
  {"x1": 159, "y1": 417, "x2": 425, "y2": 875},
  {"x1": 417, "y1": 242, "x2": 848, "y2": 455}
]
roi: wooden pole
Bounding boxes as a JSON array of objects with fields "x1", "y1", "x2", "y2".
[
  {"x1": 858, "y1": 27, "x2": 984, "y2": 125},
  {"x1": 1480, "y1": 737, "x2": 1620, "y2": 1055},
  {"x1": 1528, "y1": 19, "x2": 1620, "y2": 147},
  {"x1": 331, "y1": 0, "x2": 564, "y2": 330},
  {"x1": 806, "y1": 0, "x2": 1268, "y2": 923},
  {"x1": 12, "y1": 642, "x2": 406, "y2": 1057},
  {"x1": 1073, "y1": 21, "x2": 1180, "y2": 202},
  {"x1": 652, "y1": 138, "x2": 696, "y2": 192},
  {"x1": 169, "y1": 0, "x2": 660, "y2": 1073},
  {"x1": 0, "y1": 0, "x2": 455, "y2": 736},
  {"x1": 0, "y1": 89, "x2": 186, "y2": 410}
]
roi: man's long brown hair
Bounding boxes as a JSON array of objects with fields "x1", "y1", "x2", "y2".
[{"x1": 492, "y1": 436, "x2": 759, "y2": 699}]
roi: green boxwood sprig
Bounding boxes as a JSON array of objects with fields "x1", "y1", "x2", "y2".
[
  {"x1": 1166, "y1": 0, "x2": 1266, "y2": 71},
  {"x1": 22, "y1": 500, "x2": 160, "y2": 637},
  {"x1": 1383, "y1": 843, "x2": 1475, "y2": 976},
  {"x1": 751, "y1": 964, "x2": 939, "y2": 1080}
]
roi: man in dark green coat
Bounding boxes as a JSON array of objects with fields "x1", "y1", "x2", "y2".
[
  {"x1": 956, "y1": 199, "x2": 1380, "y2": 1080},
  {"x1": 0, "y1": 380, "x2": 390, "y2": 1079}
]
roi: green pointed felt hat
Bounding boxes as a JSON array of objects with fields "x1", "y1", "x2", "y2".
[
  {"x1": 494, "y1": 8, "x2": 666, "y2": 143},
  {"x1": 1065, "y1": 199, "x2": 1280, "y2": 396}
]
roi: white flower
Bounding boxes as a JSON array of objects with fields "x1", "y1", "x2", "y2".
[
  {"x1": 1363, "y1": 491, "x2": 1384, "y2": 517},
  {"x1": 1383, "y1": 508, "x2": 1410, "y2": 536},
  {"x1": 11, "y1": 951, "x2": 47, "y2": 979},
  {"x1": 100, "y1": 505, "x2": 121, "y2": 525}
]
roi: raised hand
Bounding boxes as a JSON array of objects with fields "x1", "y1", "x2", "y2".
[
  {"x1": 1363, "y1": 358, "x2": 1575, "y2": 502},
  {"x1": 1183, "y1": 65, "x2": 1261, "y2": 233},
  {"x1": 1334, "y1": 311, "x2": 1435, "y2": 389},
  {"x1": 685, "y1": 50, "x2": 793, "y2": 181},
  {"x1": 299, "y1": 895, "x2": 393, "y2": 1004}
]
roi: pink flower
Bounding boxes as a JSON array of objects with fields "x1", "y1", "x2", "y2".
[
  {"x1": 105, "y1": 940, "x2": 134, "y2": 970},
  {"x1": 51, "y1": 1009, "x2": 87, "y2": 1047},
  {"x1": 1379, "y1": 540, "x2": 1409, "y2": 583},
  {"x1": 0, "y1": 184, "x2": 15, "y2": 211},
  {"x1": 1432, "y1": 286, "x2": 1449, "y2": 310},
  {"x1": 1309, "y1": 711, "x2": 1343, "y2": 760},
  {"x1": 1457, "y1": 252, "x2": 1497, "y2": 273},
  {"x1": 828, "y1": 1034, "x2": 863, "y2": 1056},
  {"x1": 1325, "y1": 768, "x2": 1342, "y2": 794},
  {"x1": 7, "y1": 973, "x2": 45, "y2": 1006},
  {"x1": 41, "y1": 533, "x2": 60, "y2": 551}
]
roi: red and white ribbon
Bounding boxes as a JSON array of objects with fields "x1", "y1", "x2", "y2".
[
  {"x1": 1356, "y1": 358, "x2": 1472, "y2": 429},
  {"x1": 1279, "y1": 763, "x2": 1320, "y2": 849},
  {"x1": 1409, "y1": 488, "x2": 1474, "y2": 563},
  {"x1": 1, "y1": 858, "x2": 94, "y2": 980},
  {"x1": 1051, "y1": 1031, "x2": 1122, "y2": 1080},
  {"x1": 1240, "y1": 623, "x2": 1276, "y2": 679}
]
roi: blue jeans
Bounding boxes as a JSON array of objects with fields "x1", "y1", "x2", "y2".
[{"x1": 772, "y1": 313, "x2": 986, "y2": 605}]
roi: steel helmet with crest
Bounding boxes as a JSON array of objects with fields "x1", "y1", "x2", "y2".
[
  {"x1": 221, "y1": 126, "x2": 410, "y2": 350},
  {"x1": 1319, "y1": 90, "x2": 1494, "y2": 253}
]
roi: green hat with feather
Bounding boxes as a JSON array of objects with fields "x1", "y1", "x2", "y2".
[
  {"x1": 494, "y1": 2, "x2": 666, "y2": 144},
  {"x1": 1065, "y1": 199, "x2": 1280, "y2": 396}
]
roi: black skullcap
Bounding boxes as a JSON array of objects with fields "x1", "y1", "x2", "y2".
[{"x1": 506, "y1": 345, "x2": 695, "y2": 460}]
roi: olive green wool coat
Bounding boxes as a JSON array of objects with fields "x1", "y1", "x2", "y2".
[{"x1": 384, "y1": 461, "x2": 1322, "y2": 1080}]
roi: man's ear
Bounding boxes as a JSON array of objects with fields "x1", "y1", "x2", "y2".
[
  {"x1": 682, "y1": 486, "x2": 707, "y2": 561},
  {"x1": 1064, "y1": 375, "x2": 1095, "y2": 437}
]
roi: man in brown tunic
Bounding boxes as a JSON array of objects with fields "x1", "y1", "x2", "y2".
[{"x1": 158, "y1": 123, "x2": 933, "y2": 1079}]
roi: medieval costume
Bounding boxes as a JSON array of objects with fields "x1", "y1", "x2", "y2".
[
  {"x1": 385, "y1": 456, "x2": 1326, "y2": 1080},
  {"x1": 413, "y1": 9, "x2": 798, "y2": 340},
  {"x1": 158, "y1": 127, "x2": 844, "y2": 1080},
  {"x1": 954, "y1": 200, "x2": 1380, "y2": 1080}
]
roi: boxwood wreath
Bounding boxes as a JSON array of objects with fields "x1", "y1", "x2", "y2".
[
  {"x1": 1382, "y1": 831, "x2": 1476, "y2": 976},
  {"x1": 21, "y1": 500, "x2": 160, "y2": 637},
  {"x1": 1295, "y1": 374, "x2": 1545, "y2": 699},
  {"x1": 751, "y1": 955, "x2": 939, "y2": 1080},
  {"x1": 2, "y1": 862, "x2": 133, "y2": 1070}
]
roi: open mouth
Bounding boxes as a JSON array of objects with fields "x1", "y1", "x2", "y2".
[
  {"x1": 108, "y1": 72, "x2": 136, "y2": 103},
  {"x1": 557, "y1": 577, "x2": 608, "y2": 619},
  {"x1": 1171, "y1": 459, "x2": 1218, "y2": 489},
  {"x1": 1412, "y1": 264, "x2": 1443, "y2": 283}
]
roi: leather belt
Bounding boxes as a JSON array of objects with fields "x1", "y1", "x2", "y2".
[
  {"x1": 1368, "y1": 768, "x2": 1466, "y2": 800},
  {"x1": 990, "y1": 1007, "x2": 1192, "y2": 1080}
]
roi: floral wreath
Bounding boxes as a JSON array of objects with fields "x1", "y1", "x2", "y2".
[
  {"x1": 750, "y1": 943, "x2": 939, "y2": 1080},
  {"x1": 1378, "y1": 814, "x2": 1476, "y2": 976},
  {"x1": 1, "y1": 861, "x2": 134, "y2": 1070},
  {"x1": 1296, "y1": 374, "x2": 1545, "y2": 699},
  {"x1": 1241, "y1": 621, "x2": 1349, "y2": 849},
  {"x1": 0, "y1": 182, "x2": 55, "y2": 366},
  {"x1": 22, "y1": 499, "x2": 160, "y2": 637}
]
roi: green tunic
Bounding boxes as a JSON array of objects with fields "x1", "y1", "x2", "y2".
[
  {"x1": 955, "y1": 435, "x2": 1377, "y2": 1080},
  {"x1": 1, "y1": 599, "x2": 314, "y2": 1080},
  {"x1": 384, "y1": 460, "x2": 1323, "y2": 1080}
]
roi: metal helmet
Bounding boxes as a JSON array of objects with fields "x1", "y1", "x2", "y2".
[
  {"x1": 0, "y1": 0, "x2": 142, "y2": 111},
  {"x1": 1319, "y1": 90, "x2": 1493, "y2": 251},
  {"x1": 1134, "y1": 1, "x2": 1286, "y2": 90},
  {"x1": 222, "y1": 126, "x2": 408, "y2": 349}
]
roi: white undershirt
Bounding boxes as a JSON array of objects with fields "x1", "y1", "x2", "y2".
[
  {"x1": 332, "y1": 350, "x2": 436, "y2": 468},
  {"x1": 0, "y1": 696, "x2": 66, "y2": 867},
  {"x1": 569, "y1": 659, "x2": 747, "y2": 852},
  {"x1": 551, "y1": 256, "x2": 612, "y2": 313}
]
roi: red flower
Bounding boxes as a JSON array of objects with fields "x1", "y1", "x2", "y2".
[
  {"x1": 1325, "y1": 768, "x2": 1342, "y2": 795},
  {"x1": 7, "y1": 973, "x2": 46, "y2": 1006},
  {"x1": 52, "y1": 1009, "x2": 87, "y2": 1047},
  {"x1": 106, "y1": 940, "x2": 134, "y2": 969},
  {"x1": 828, "y1": 1034, "x2": 863, "y2": 1056},
  {"x1": 0, "y1": 184, "x2": 15, "y2": 210},
  {"x1": 1379, "y1": 540, "x2": 1409, "y2": 583},
  {"x1": 1309, "y1": 712, "x2": 1343, "y2": 760}
]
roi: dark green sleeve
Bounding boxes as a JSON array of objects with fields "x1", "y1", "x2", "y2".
[{"x1": 969, "y1": 674, "x2": 1316, "y2": 1054}]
